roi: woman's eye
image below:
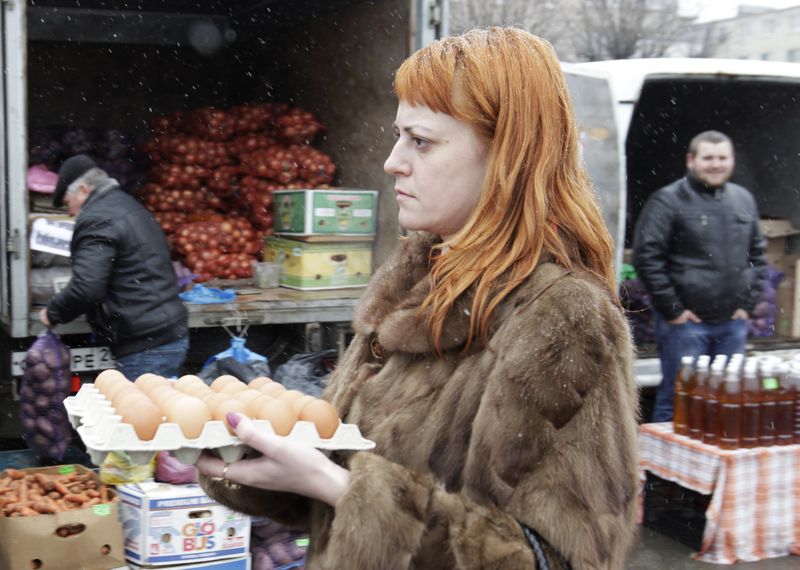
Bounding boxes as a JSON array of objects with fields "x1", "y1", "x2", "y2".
[{"x1": 412, "y1": 137, "x2": 429, "y2": 148}]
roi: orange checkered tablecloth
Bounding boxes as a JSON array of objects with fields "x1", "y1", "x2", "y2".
[{"x1": 639, "y1": 422, "x2": 800, "y2": 564}]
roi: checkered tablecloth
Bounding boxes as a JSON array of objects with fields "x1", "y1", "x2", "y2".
[{"x1": 639, "y1": 422, "x2": 800, "y2": 564}]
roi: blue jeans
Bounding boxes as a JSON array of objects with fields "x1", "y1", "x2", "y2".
[
  {"x1": 115, "y1": 337, "x2": 189, "y2": 380},
  {"x1": 651, "y1": 315, "x2": 747, "y2": 422}
]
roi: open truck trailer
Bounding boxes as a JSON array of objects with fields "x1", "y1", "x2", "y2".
[
  {"x1": 562, "y1": 58, "x2": 800, "y2": 398},
  {"x1": 0, "y1": 0, "x2": 447, "y2": 438}
]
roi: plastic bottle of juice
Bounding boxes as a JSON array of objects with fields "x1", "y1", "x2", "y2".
[
  {"x1": 758, "y1": 361, "x2": 778, "y2": 447},
  {"x1": 788, "y1": 363, "x2": 800, "y2": 444},
  {"x1": 673, "y1": 355, "x2": 695, "y2": 436},
  {"x1": 718, "y1": 366, "x2": 743, "y2": 449},
  {"x1": 774, "y1": 362, "x2": 794, "y2": 445},
  {"x1": 703, "y1": 359, "x2": 726, "y2": 445},
  {"x1": 688, "y1": 355, "x2": 711, "y2": 440},
  {"x1": 740, "y1": 363, "x2": 761, "y2": 448}
]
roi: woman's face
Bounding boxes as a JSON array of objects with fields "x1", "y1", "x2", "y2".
[{"x1": 384, "y1": 102, "x2": 489, "y2": 240}]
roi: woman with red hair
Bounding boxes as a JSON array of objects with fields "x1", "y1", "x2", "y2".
[{"x1": 198, "y1": 27, "x2": 639, "y2": 569}]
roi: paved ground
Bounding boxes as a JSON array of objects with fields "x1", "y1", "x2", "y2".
[{"x1": 629, "y1": 527, "x2": 797, "y2": 568}]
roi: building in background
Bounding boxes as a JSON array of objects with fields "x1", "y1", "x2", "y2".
[{"x1": 684, "y1": 4, "x2": 800, "y2": 62}]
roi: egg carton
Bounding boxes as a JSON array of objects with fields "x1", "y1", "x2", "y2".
[{"x1": 64, "y1": 385, "x2": 375, "y2": 467}]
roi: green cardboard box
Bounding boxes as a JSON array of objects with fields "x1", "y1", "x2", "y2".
[{"x1": 273, "y1": 189, "x2": 378, "y2": 236}]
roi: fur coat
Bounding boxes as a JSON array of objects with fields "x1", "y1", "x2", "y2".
[{"x1": 200, "y1": 232, "x2": 640, "y2": 569}]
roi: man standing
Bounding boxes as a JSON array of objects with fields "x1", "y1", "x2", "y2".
[
  {"x1": 40, "y1": 154, "x2": 189, "y2": 380},
  {"x1": 633, "y1": 131, "x2": 767, "y2": 422}
]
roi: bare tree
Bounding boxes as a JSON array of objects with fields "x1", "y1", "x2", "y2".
[
  {"x1": 570, "y1": 0, "x2": 692, "y2": 61},
  {"x1": 449, "y1": 0, "x2": 569, "y2": 55}
]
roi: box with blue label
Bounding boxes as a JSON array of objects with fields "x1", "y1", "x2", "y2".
[{"x1": 117, "y1": 481, "x2": 250, "y2": 566}]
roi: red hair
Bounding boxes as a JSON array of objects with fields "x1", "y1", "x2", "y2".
[{"x1": 393, "y1": 28, "x2": 617, "y2": 354}]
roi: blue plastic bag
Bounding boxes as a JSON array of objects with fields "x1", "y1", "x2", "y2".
[{"x1": 179, "y1": 284, "x2": 236, "y2": 304}]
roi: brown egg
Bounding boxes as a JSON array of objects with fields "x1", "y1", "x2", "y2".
[
  {"x1": 253, "y1": 398, "x2": 296, "y2": 436},
  {"x1": 134, "y1": 373, "x2": 167, "y2": 394},
  {"x1": 112, "y1": 387, "x2": 146, "y2": 411},
  {"x1": 183, "y1": 383, "x2": 213, "y2": 398},
  {"x1": 299, "y1": 400, "x2": 340, "y2": 439},
  {"x1": 175, "y1": 374, "x2": 205, "y2": 392},
  {"x1": 212, "y1": 399, "x2": 250, "y2": 433},
  {"x1": 259, "y1": 383, "x2": 286, "y2": 398},
  {"x1": 247, "y1": 394, "x2": 273, "y2": 417},
  {"x1": 277, "y1": 390, "x2": 306, "y2": 405},
  {"x1": 151, "y1": 385, "x2": 184, "y2": 414},
  {"x1": 121, "y1": 398, "x2": 163, "y2": 441},
  {"x1": 247, "y1": 376, "x2": 272, "y2": 390},
  {"x1": 204, "y1": 392, "x2": 232, "y2": 413},
  {"x1": 291, "y1": 395, "x2": 316, "y2": 416},
  {"x1": 210, "y1": 375, "x2": 240, "y2": 392},
  {"x1": 94, "y1": 369, "x2": 128, "y2": 394},
  {"x1": 234, "y1": 389, "x2": 263, "y2": 407},
  {"x1": 105, "y1": 378, "x2": 135, "y2": 401},
  {"x1": 220, "y1": 381, "x2": 248, "y2": 395},
  {"x1": 166, "y1": 395, "x2": 212, "y2": 439}
]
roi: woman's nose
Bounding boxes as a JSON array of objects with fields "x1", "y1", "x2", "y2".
[{"x1": 384, "y1": 142, "x2": 409, "y2": 176}]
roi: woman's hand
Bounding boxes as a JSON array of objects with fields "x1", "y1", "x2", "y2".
[{"x1": 195, "y1": 412, "x2": 350, "y2": 507}]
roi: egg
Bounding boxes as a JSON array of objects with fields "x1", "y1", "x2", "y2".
[
  {"x1": 247, "y1": 376, "x2": 272, "y2": 390},
  {"x1": 220, "y1": 381, "x2": 248, "y2": 395},
  {"x1": 277, "y1": 390, "x2": 305, "y2": 405},
  {"x1": 166, "y1": 395, "x2": 212, "y2": 439},
  {"x1": 175, "y1": 374, "x2": 205, "y2": 392},
  {"x1": 203, "y1": 392, "x2": 232, "y2": 413},
  {"x1": 234, "y1": 389, "x2": 263, "y2": 407},
  {"x1": 112, "y1": 387, "x2": 146, "y2": 411},
  {"x1": 105, "y1": 378, "x2": 135, "y2": 401},
  {"x1": 94, "y1": 369, "x2": 128, "y2": 394},
  {"x1": 259, "y1": 382, "x2": 286, "y2": 398},
  {"x1": 253, "y1": 398, "x2": 296, "y2": 436},
  {"x1": 151, "y1": 385, "x2": 184, "y2": 414},
  {"x1": 247, "y1": 394, "x2": 273, "y2": 417},
  {"x1": 120, "y1": 398, "x2": 163, "y2": 441},
  {"x1": 299, "y1": 400, "x2": 340, "y2": 439},
  {"x1": 210, "y1": 375, "x2": 240, "y2": 392},
  {"x1": 291, "y1": 395, "x2": 316, "y2": 416},
  {"x1": 212, "y1": 399, "x2": 250, "y2": 433},
  {"x1": 134, "y1": 373, "x2": 167, "y2": 394},
  {"x1": 183, "y1": 383, "x2": 213, "y2": 399}
]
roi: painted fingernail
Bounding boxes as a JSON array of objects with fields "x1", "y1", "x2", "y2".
[{"x1": 226, "y1": 412, "x2": 241, "y2": 429}]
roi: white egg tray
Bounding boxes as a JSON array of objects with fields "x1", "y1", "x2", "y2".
[{"x1": 64, "y1": 384, "x2": 375, "y2": 467}]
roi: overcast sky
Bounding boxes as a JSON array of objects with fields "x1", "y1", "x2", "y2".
[{"x1": 682, "y1": 0, "x2": 800, "y2": 22}]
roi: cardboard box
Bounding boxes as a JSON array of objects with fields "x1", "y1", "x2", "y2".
[
  {"x1": 263, "y1": 236, "x2": 372, "y2": 290},
  {"x1": 760, "y1": 219, "x2": 800, "y2": 271},
  {"x1": 126, "y1": 553, "x2": 251, "y2": 570},
  {"x1": 117, "y1": 481, "x2": 250, "y2": 567},
  {"x1": 775, "y1": 259, "x2": 800, "y2": 338},
  {"x1": 274, "y1": 188, "x2": 378, "y2": 236},
  {"x1": 0, "y1": 464, "x2": 125, "y2": 570}
]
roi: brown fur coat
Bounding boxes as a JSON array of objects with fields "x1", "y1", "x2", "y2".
[{"x1": 200, "y1": 232, "x2": 640, "y2": 569}]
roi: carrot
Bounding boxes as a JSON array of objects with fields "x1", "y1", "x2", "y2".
[
  {"x1": 84, "y1": 497, "x2": 101, "y2": 507},
  {"x1": 64, "y1": 493, "x2": 89, "y2": 504},
  {"x1": 100, "y1": 485, "x2": 109, "y2": 503},
  {"x1": 53, "y1": 481, "x2": 69, "y2": 496},
  {"x1": 18, "y1": 480, "x2": 28, "y2": 502},
  {"x1": 4, "y1": 468, "x2": 25, "y2": 480}
]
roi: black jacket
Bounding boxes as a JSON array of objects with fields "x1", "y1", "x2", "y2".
[
  {"x1": 47, "y1": 181, "x2": 188, "y2": 357},
  {"x1": 633, "y1": 175, "x2": 767, "y2": 323}
]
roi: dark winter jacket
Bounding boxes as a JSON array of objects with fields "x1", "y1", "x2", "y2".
[
  {"x1": 46, "y1": 181, "x2": 187, "y2": 357},
  {"x1": 200, "y1": 232, "x2": 640, "y2": 569},
  {"x1": 633, "y1": 175, "x2": 767, "y2": 323}
]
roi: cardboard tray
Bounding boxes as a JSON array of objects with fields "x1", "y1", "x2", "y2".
[{"x1": 64, "y1": 385, "x2": 375, "y2": 467}]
